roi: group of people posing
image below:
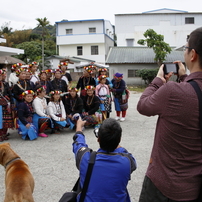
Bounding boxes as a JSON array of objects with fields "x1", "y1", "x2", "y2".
[{"x1": 0, "y1": 61, "x2": 129, "y2": 141}]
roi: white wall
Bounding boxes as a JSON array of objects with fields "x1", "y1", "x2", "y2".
[{"x1": 115, "y1": 13, "x2": 202, "y2": 48}]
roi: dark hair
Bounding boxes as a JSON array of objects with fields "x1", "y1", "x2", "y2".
[
  {"x1": 188, "y1": 27, "x2": 202, "y2": 67},
  {"x1": 98, "y1": 118, "x2": 122, "y2": 152},
  {"x1": 49, "y1": 90, "x2": 61, "y2": 102},
  {"x1": 35, "y1": 85, "x2": 43, "y2": 95}
]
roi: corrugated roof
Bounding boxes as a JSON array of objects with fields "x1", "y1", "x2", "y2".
[{"x1": 106, "y1": 47, "x2": 184, "y2": 64}]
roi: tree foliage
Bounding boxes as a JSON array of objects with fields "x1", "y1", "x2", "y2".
[
  {"x1": 137, "y1": 68, "x2": 158, "y2": 85},
  {"x1": 138, "y1": 29, "x2": 172, "y2": 66}
]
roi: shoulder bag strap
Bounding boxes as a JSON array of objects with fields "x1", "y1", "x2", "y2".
[
  {"x1": 189, "y1": 80, "x2": 202, "y2": 134},
  {"x1": 79, "y1": 151, "x2": 96, "y2": 202}
]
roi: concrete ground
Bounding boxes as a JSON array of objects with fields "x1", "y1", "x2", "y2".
[{"x1": 0, "y1": 92, "x2": 157, "y2": 202}]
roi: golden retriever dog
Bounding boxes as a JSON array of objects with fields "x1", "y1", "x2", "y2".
[{"x1": 0, "y1": 142, "x2": 35, "y2": 202}]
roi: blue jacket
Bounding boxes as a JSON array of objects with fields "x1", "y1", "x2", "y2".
[{"x1": 73, "y1": 132, "x2": 137, "y2": 202}]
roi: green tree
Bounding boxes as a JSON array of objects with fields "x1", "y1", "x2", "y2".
[
  {"x1": 137, "y1": 68, "x2": 158, "y2": 85},
  {"x1": 15, "y1": 41, "x2": 42, "y2": 63},
  {"x1": 138, "y1": 29, "x2": 172, "y2": 66},
  {"x1": 36, "y1": 17, "x2": 50, "y2": 68}
]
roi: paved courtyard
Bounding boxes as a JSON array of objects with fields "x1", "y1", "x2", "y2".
[{"x1": 0, "y1": 92, "x2": 157, "y2": 202}]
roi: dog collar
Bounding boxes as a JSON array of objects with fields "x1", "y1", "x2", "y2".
[{"x1": 4, "y1": 157, "x2": 21, "y2": 169}]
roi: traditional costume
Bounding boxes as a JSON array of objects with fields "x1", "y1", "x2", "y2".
[
  {"x1": 58, "y1": 62, "x2": 72, "y2": 86},
  {"x1": 17, "y1": 90, "x2": 38, "y2": 140},
  {"x1": 51, "y1": 69, "x2": 67, "y2": 92},
  {"x1": 111, "y1": 73, "x2": 129, "y2": 122}
]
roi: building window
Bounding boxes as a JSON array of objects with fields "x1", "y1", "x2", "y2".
[
  {"x1": 185, "y1": 17, "x2": 194, "y2": 24},
  {"x1": 126, "y1": 39, "x2": 134, "y2": 47},
  {"x1": 91, "y1": 46, "x2": 98, "y2": 55},
  {"x1": 89, "y1": 27, "x2": 96, "y2": 33},
  {"x1": 77, "y1": 46, "x2": 82, "y2": 56},
  {"x1": 128, "y1": 69, "x2": 138, "y2": 78},
  {"x1": 66, "y1": 29, "x2": 73, "y2": 34}
]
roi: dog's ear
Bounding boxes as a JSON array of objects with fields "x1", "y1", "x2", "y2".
[{"x1": 0, "y1": 147, "x2": 6, "y2": 165}]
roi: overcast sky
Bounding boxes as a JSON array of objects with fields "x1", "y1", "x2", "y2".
[{"x1": 0, "y1": 0, "x2": 201, "y2": 31}]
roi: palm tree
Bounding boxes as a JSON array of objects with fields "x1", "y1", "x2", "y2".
[{"x1": 36, "y1": 17, "x2": 50, "y2": 68}]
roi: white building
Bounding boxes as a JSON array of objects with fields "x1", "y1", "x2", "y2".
[
  {"x1": 56, "y1": 19, "x2": 115, "y2": 64},
  {"x1": 115, "y1": 8, "x2": 202, "y2": 48}
]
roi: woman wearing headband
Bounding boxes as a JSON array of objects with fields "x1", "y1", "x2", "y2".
[
  {"x1": 8, "y1": 63, "x2": 22, "y2": 87},
  {"x1": 58, "y1": 62, "x2": 72, "y2": 88},
  {"x1": 32, "y1": 85, "x2": 53, "y2": 137},
  {"x1": 29, "y1": 61, "x2": 40, "y2": 85},
  {"x1": 82, "y1": 85, "x2": 100, "y2": 127},
  {"x1": 47, "y1": 90, "x2": 67, "y2": 133},
  {"x1": 96, "y1": 68, "x2": 113, "y2": 88},
  {"x1": 64, "y1": 87, "x2": 83, "y2": 129},
  {"x1": 17, "y1": 90, "x2": 38, "y2": 140},
  {"x1": 12, "y1": 68, "x2": 32, "y2": 103},
  {"x1": 0, "y1": 69, "x2": 13, "y2": 142}
]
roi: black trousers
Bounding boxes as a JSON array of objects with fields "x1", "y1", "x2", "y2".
[{"x1": 139, "y1": 176, "x2": 199, "y2": 202}]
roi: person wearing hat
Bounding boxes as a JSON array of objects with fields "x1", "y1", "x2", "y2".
[
  {"x1": 45, "y1": 69, "x2": 53, "y2": 81},
  {"x1": 29, "y1": 61, "x2": 40, "y2": 85},
  {"x1": 8, "y1": 63, "x2": 22, "y2": 87},
  {"x1": 58, "y1": 62, "x2": 72, "y2": 88},
  {"x1": 111, "y1": 73, "x2": 129, "y2": 122},
  {"x1": 76, "y1": 66, "x2": 96, "y2": 102},
  {"x1": 47, "y1": 90, "x2": 67, "y2": 133},
  {"x1": 82, "y1": 85, "x2": 100, "y2": 127},
  {"x1": 12, "y1": 68, "x2": 33, "y2": 103},
  {"x1": 17, "y1": 90, "x2": 38, "y2": 140},
  {"x1": 64, "y1": 87, "x2": 83, "y2": 130},
  {"x1": 51, "y1": 69, "x2": 68, "y2": 93},
  {"x1": 0, "y1": 69, "x2": 14, "y2": 142}
]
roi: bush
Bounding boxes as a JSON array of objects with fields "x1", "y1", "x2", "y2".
[{"x1": 137, "y1": 68, "x2": 158, "y2": 85}]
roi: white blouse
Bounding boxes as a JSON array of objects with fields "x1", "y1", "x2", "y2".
[
  {"x1": 32, "y1": 97, "x2": 48, "y2": 117},
  {"x1": 47, "y1": 101, "x2": 66, "y2": 121}
]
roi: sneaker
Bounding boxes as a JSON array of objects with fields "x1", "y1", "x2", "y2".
[
  {"x1": 115, "y1": 116, "x2": 120, "y2": 121},
  {"x1": 120, "y1": 117, "x2": 125, "y2": 122},
  {"x1": 38, "y1": 133, "x2": 48, "y2": 137}
]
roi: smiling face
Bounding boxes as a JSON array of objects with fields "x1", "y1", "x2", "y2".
[
  {"x1": 19, "y1": 72, "x2": 26, "y2": 80},
  {"x1": 87, "y1": 89, "x2": 94, "y2": 96},
  {"x1": 55, "y1": 71, "x2": 61, "y2": 79},
  {"x1": 69, "y1": 90, "x2": 77, "y2": 98}
]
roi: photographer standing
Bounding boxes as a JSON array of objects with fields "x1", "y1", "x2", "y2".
[
  {"x1": 72, "y1": 118, "x2": 137, "y2": 202},
  {"x1": 137, "y1": 27, "x2": 202, "y2": 202}
]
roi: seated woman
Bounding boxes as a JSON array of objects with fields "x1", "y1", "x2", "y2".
[
  {"x1": 32, "y1": 85, "x2": 53, "y2": 137},
  {"x1": 82, "y1": 85, "x2": 100, "y2": 127},
  {"x1": 64, "y1": 87, "x2": 83, "y2": 129},
  {"x1": 47, "y1": 90, "x2": 67, "y2": 133},
  {"x1": 95, "y1": 75, "x2": 111, "y2": 119},
  {"x1": 17, "y1": 90, "x2": 38, "y2": 140}
]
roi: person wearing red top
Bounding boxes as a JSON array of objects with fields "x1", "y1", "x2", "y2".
[{"x1": 137, "y1": 27, "x2": 202, "y2": 202}]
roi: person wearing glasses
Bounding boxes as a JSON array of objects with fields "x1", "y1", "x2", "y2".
[
  {"x1": 137, "y1": 27, "x2": 202, "y2": 202},
  {"x1": 72, "y1": 118, "x2": 137, "y2": 202}
]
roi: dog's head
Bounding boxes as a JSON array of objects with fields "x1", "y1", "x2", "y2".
[{"x1": 0, "y1": 143, "x2": 19, "y2": 166}]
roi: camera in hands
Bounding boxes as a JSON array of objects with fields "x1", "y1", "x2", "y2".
[{"x1": 163, "y1": 63, "x2": 179, "y2": 75}]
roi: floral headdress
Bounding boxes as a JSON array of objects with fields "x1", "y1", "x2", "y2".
[
  {"x1": 16, "y1": 68, "x2": 26, "y2": 76},
  {"x1": 45, "y1": 69, "x2": 53, "y2": 73},
  {"x1": 11, "y1": 63, "x2": 22, "y2": 70},
  {"x1": 49, "y1": 90, "x2": 62, "y2": 96},
  {"x1": 38, "y1": 70, "x2": 47, "y2": 77},
  {"x1": 22, "y1": 90, "x2": 35, "y2": 96},
  {"x1": 54, "y1": 69, "x2": 62, "y2": 74},
  {"x1": 84, "y1": 66, "x2": 93, "y2": 74},
  {"x1": 98, "y1": 68, "x2": 108, "y2": 72},
  {"x1": 29, "y1": 61, "x2": 38, "y2": 68},
  {"x1": 88, "y1": 65, "x2": 97, "y2": 70},
  {"x1": 97, "y1": 75, "x2": 107, "y2": 82},
  {"x1": 68, "y1": 87, "x2": 79, "y2": 92},
  {"x1": 85, "y1": 85, "x2": 95, "y2": 90},
  {"x1": 36, "y1": 86, "x2": 46, "y2": 94},
  {"x1": 58, "y1": 62, "x2": 68, "y2": 68}
]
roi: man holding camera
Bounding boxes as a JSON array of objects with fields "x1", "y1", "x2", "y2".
[
  {"x1": 72, "y1": 118, "x2": 137, "y2": 202},
  {"x1": 137, "y1": 27, "x2": 202, "y2": 202}
]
